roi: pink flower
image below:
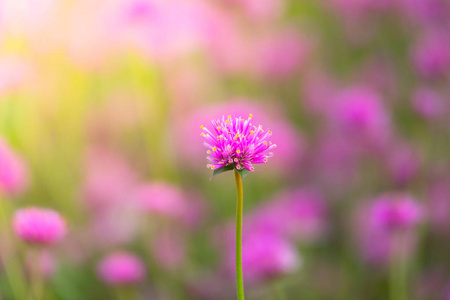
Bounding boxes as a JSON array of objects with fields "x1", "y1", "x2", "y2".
[
  {"x1": 0, "y1": 138, "x2": 29, "y2": 197},
  {"x1": 369, "y1": 193, "x2": 423, "y2": 231},
  {"x1": 247, "y1": 189, "x2": 328, "y2": 243},
  {"x1": 97, "y1": 252, "x2": 145, "y2": 286},
  {"x1": 201, "y1": 114, "x2": 276, "y2": 172},
  {"x1": 13, "y1": 207, "x2": 67, "y2": 245},
  {"x1": 225, "y1": 231, "x2": 300, "y2": 284},
  {"x1": 427, "y1": 174, "x2": 450, "y2": 232},
  {"x1": 397, "y1": 0, "x2": 449, "y2": 26},
  {"x1": 151, "y1": 233, "x2": 185, "y2": 271},
  {"x1": 0, "y1": 56, "x2": 33, "y2": 96},
  {"x1": 353, "y1": 194, "x2": 424, "y2": 265},
  {"x1": 132, "y1": 181, "x2": 188, "y2": 219},
  {"x1": 311, "y1": 134, "x2": 359, "y2": 191},
  {"x1": 91, "y1": 203, "x2": 142, "y2": 248},
  {"x1": 223, "y1": 0, "x2": 285, "y2": 22},
  {"x1": 328, "y1": 0, "x2": 391, "y2": 21},
  {"x1": 112, "y1": 0, "x2": 209, "y2": 62},
  {"x1": 176, "y1": 100, "x2": 304, "y2": 176},
  {"x1": 26, "y1": 250, "x2": 57, "y2": 279},
  {"x1": 254, "y1": 29, "x2": 311, "y2": 79},
  {"x1": 412, "y1": 31, "x2": 450, "y2": 79},
  {"x1": 82, "y1": 146, "x2": 138, "y2": 209},
  {"x1": 412, "y1": 87, "x2": 445, "y2": 120},
  {"x1": 301, "y1": 70, "x2": 338, "y2": 116},
  {"x1": 386, "y1": 142, "x2": 422, "y2": 187},
  {"x1": 329, "y1": 86, "x2": 390, "y2": 150}
]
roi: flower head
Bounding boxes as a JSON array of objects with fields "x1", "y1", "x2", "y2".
[
  {"x1": 0, "y1": 138, "x2": 29, "y2": 197},
  {"x1": 97, "y1": 252, "x2": 145, "y2": 286},
  {"x1": 369, "y1": 193, "x2": 424, "y2": 232},
  {"x1": 353, "y1": 193, "x2": 424, "y2": 265},
  {"x1": 201, "y1": 114, "x2": 276, "y2": 173},
  {"x1": 132, "y1": 181, "x2": 188, "y2": 219},
  {"x1": 225, "y1": 231, "x2": 300, "y2": 284},
  {"x1": 13, "y1": 207, "x2": 67, "y2": 245}
]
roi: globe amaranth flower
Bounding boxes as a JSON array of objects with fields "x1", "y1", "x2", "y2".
[
  {"x1": 353, "y1": 193, "x2": 424, "y2": 265},
  {"x1": 201, "y1": 114, "x2": 276, "y2": 172},
  {"x1": 369, "y1": 193, "x2": 423, "y2": 231},
  {"x1": 13, "y1": 207, "x2": 67, "y2": 245},
  {"x1": 225, "y1": 231, "x2": 301, "y2": 284},
  {"x1": 0, "y1": 138, "x2": 29, "y2": 197},
  {"x1": 97, "y1": 252, "x2": 145, "y2": 286}
]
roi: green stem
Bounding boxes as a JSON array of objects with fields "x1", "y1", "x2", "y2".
[
  {"x1": 275, "y1": 282, "x2": 286, "y2": 300},
  {"x1": 0, "y1": 198, "x2": 27, "y2": 300},
  {"x1": 29, "y1": 248, "x2": 44, "y2": 300},
  {"x1": 389, "y1": 235, "x2": 407, "y2": 300},
  {"x1": 234, "y1": 169, "x2": 245, "y2": 300},
  {"x1": 115, "y1": 286, "x2": 136, "y2": 300}
]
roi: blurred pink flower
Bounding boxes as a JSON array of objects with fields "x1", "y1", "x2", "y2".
[
  {"x1": 151, "y1": 233, "x2": 185, "y2": 271},
  {"x1": 446, "y1": 283, "x2": 450, "y2": 300},
  {"x1": 247, "y1": 188, "x2": 328, "y2": 243},
  {"x1": 386, "y1": 142, "x2": 422, "y2": 187},
  {"x1": 82, "y1": 146, "x2": 138, "y2": 209},
  {"x1": 427, "y1": 175, "x2": 450, "y2": 232},
  {"x1": 97, "y1": 252, "x2": 145, "y2": 286},
  {"x1": 412, "y1": 87, "x2": 445, "y2": 120},
  {"x1": 112, "y1": 0, "x2": 209, "y2": 62},
  {"x1": 354, "y1": 194, "x2": 424, "y2": 265},
  {"x1": 311, "y1": 134, "x2": 359, "y2": 191},
  {"x1": 0, "y1": 138, "x2": 29, "y2": 197},
  {"x1": 254, "y1": 29, "x2": 312, "y2": 79},
  {"x1": 176, "y1": 100, "x2": 305, "y2": 176},
  {"x1": 358, "y1": 59, "x2": 398, "y2": 98},
  {"x1": 413, "y1": 268, "x2": 448, "y2": 300},
  {"x1": 201, "y1": 7, "x2": 252, "y2": 74},
  {"x1": 13, "y1": 207, "x2": 67, "y2": 246},
  {"x1": 223, "y1": 0, "x2": 285, "y2": 22},
  {"x1": 397, "y1": 0, "x2": 449, "y2": 26},
  {"x1": 0, "y1": 56, "x2": 33, "y2": 96},
  {"x1": 26, "y1": 250, "x2": 57, "y2": 279},
  {"x1": 301, "y1": 70, "x2": 338, "y2": 116},
  {"x1": 0, "y1": 0, "x2": 58, "y2": 39},
  {"x1": 225, "y1": 231, "x2": 300, "y2": 284},
  {"x1": 327, "y1": 0, "x2": 391, "y2": 20},
  {"x1": 91, "y1": 203, "x2": 142, "y2": 248},
  {"x1": 87, "y1": 94, "x2": 148, "y2": 141},
  {"x1": 131, "y1": 181, "x2": 188, "y2": 220},
  {"x1": 65, "y1": 0, "x2": 117, "y2": 70},
  {"x1": 328, "y1": 86, "x2": 391, "y2": 150},
  {"x1": 412, "y1": 31, "x2": 450, "y2": 79},
  {"x1": 369, "y1": 194, "x2": 423, "y2": 231}
]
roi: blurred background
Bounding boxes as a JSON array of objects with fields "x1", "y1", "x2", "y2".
[{"x1": 1, "y1": 0, "x2": 450, "y2": 299}]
